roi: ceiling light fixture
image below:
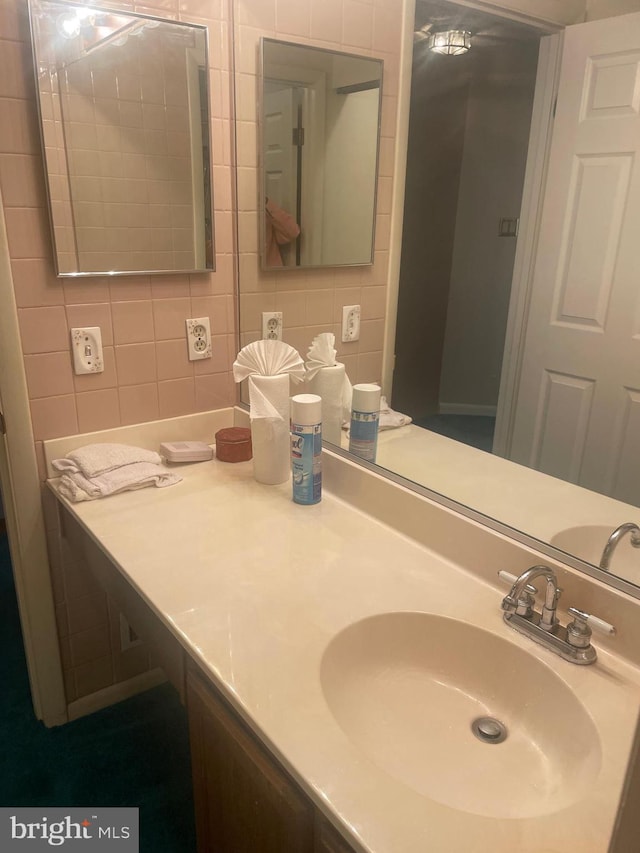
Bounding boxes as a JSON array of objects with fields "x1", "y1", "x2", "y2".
[
  {"x1": 428, "y1": 29, "x2": 471, "y2": 56},
  {"x1": 55, "y1": 7, "x2": 95, "y2": 39}
]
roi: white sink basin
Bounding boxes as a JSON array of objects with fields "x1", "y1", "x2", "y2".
[
  {"x1": 320, "y1": 613, "x2": 601, "y2": 819},
  {"x1": 551, "y1": 524, "x2": 640, "y2": 584}
]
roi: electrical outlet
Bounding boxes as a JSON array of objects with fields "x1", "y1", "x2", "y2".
[
  {"x1": 186, "y1": 317, "x2": 212, "y2": 361},
  {"x1": 70, "y1": 327, "x2": 104, "y2": 374},
  {"x1": 341, "y1": 305, "x2": 361, "y2": 342},
  {"x1": 119, "y1": 614, "x2": 142, "y2": 651},
  {"x1": 262, "y1": 311, "x2": 283, "y2": 341}
]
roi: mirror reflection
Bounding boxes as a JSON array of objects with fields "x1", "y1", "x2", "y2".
[
  {"x1": 360, "y1": 0, "x2": 640, "y2": 593},
  {"x1": 237, "y1": 2, "x2": 640, "y2": 598},
  {"x1": 260, "y1": 39, "x2": 383, "y2": 269},
  {"x1": 29, "y1": 0, "x2": 214, "y2": 276}
]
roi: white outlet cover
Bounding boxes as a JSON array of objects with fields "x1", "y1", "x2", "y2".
[
  {"x1": 71, "y1": 327, "x2": 104, "y2": 375},
  {"x1": 262, "y1": 311, "x2": 283, "y2": 341},
  {"x1": 186, "y1": 316, "x2": 212, "y2": 361},
  {"x1": 341, "y1": 305, "x2": 361, "y2": 343}
]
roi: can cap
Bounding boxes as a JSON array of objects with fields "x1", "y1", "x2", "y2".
[
  {"x1": 291, "y1": 393, "x2": 322, "y2": 426},
  {"x1": 352, "y1": 383, "x2": 381, "y2": 414}
]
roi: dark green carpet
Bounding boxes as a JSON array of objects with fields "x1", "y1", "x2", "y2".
[
  {"x1": 0, "y1": 530, "x2": 196, "y2": 852},
  {"x1": 415, "y1": 414, "x2": 496, "y2": 453}
]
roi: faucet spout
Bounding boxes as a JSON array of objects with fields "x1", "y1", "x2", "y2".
[
  {"x1": 599, "y1": 522, "x2": 640, "y2": 571},
  {"x1": 502, "y1": 565, "x2": 560, "y2": 632}
]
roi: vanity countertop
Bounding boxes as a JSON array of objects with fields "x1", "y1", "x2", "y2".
[{"x1": 49, "y1": 452, "x2": 640, "y2": 853}]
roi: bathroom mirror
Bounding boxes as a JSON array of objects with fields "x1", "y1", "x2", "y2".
[
  {"x1": 259, "y1": 39, "x2": 383, "y2": 269},
  {"x1": 237, "y1": 2, "x2": 640, "y2": 599},
  {"x1": 28, "y1": 0, "x2": 214, "y2": 276}
]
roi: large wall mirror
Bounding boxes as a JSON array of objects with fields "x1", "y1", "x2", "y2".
[
  {"x1": 259, "y1": 39, "x2": 383, "y2": 269},
  {"x1": 28, "y1": 0, "x2": 214, "y2": 276},
  {"x1": 238, "y1": 2, "x2": 640, "y2": 601}
]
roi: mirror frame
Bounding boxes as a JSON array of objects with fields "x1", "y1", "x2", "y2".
[
  {"x1": 258, "y1": 37, "x2": 384, "y2": 271},
  {"x1": 28, "y1": 0, "x2": 216, "y2": 277}
]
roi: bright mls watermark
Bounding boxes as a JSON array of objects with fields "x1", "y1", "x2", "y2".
[{"x1": 0, "y1": 808, "x2": 138, "y2": 851}]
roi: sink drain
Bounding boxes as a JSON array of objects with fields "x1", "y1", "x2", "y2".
[{"x1": 471, "y1": 716, "x2": 508, "y2": 744}]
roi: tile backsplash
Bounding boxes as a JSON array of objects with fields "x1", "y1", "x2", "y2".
[
  {"x1": 1, "y1": 0, "x2": 236, "y2": 474},
  {"x1": 234, "y1": 0, "x2": 402, "y2": 386},
  {"x1": 0, "y1": 0, "x2": 237, "y2": 707},
  {"x1": 0, "y1": 0, "x2": 403, "y2": 710}
]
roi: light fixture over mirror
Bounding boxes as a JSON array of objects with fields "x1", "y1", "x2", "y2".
[
  {"x1": 428, "y1": 29, "x2": 471, "y2": 55},
  {"x1": 28, "y1": 0, "x2": 214, "y2": 277},
  {"x1": 259, "y1": 38, "x2": 383, "y2": 270}
]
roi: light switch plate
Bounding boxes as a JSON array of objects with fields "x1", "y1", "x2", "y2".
[{"x1": 70, "y1": 327, "x2": 104, "y2": 375}]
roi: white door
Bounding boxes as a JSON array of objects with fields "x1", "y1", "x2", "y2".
[
  {"x1": 263, "y1": 83, "x2": 297, "y2": 216},
  {"x1": 506, "y1": 12, "x2": 640, "y2": 506}
]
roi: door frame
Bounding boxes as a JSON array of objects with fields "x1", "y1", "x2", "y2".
[
  {"x1": 492, "y1": 31, "x2": 563, "y2": 455},
  {"x1": 383, "y1": 0, "x2": 564, "y2": 408},
  {"x1": 0, "y1": 188, "x2": 67, "y2": 727}
]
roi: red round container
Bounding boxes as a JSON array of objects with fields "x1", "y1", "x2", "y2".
[{"x1": 215, "y1": 427, "x2": 252, "y2": 463}]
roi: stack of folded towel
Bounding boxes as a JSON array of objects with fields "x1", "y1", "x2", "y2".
[
  {"x1": 52, "y1": 443, "x2": 182, "y2": 503},
  {"x1": 379, "y1": 396, "x2": 412, "y2": 430}
]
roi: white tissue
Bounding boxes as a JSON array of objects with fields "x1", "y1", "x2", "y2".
[
  {"x1": 305, "y1": 332, "x2": 338, "y2": 381},
  {"x1": 233, "y1": 340, "x2": 305, "y2": 484},
  {"x1": 305, "y1": 333, "x2": 352, "y2": 445},
  {"x1": 307, "y1": 365, "x2": 346, "y2": 445},
  {"x1": 248, "y1": 375, "x2": 291, "y2": 484},
  {"x1": 233, "y1": 339, "x2": 305, "y2": 386}
]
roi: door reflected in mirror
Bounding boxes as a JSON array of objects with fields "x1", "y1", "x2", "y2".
[
  {"x1": 260, "y1": 39, "x2": 383, "y2": 269},
  {"x1": 28, "y1": 0, "x2": 214, "y2": 276}
]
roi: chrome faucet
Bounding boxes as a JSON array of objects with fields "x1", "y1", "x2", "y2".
[
  {"x1": 599, "y1": 522, "x2": 640, "y2": 571},
  {"x1": 499, "y1": 566, "x2": 616, "y2": 665},
  {"x1": 502, "y1": 565, "x2": 560, "y2": 631}
]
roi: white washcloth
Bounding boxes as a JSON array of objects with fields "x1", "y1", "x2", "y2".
[
  {"x1": 379, "y1": 396, "x2": 412, "y2": 430},
  {"x1": 52, "y1": 443, "x2": 162, "y2": 478},
  {"x1": 57, "y1": 461, "x2": 182, "y2": 503}
]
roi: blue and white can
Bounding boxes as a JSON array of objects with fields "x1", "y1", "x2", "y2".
[{"x1": 291, "y1": 394, "x2": 322, "y2": 505}]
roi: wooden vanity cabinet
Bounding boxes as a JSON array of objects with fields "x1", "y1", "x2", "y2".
[
  {"x1": 187, "y1": 665, "x2": 356, "y2": 853},
  {"x1": 314, "y1": 815, "x2": 358, "y2": 853}
]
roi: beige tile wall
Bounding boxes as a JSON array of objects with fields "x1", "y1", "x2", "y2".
[
  {"x1": 235, "y1": 0, "x2": 403, "y2": 386},
  {"x1": 0, "y1": 0, "x2": 236, "y2": 705},
  {"x1": 2, "y1": 0, "x2": 404, "y2": 708}
]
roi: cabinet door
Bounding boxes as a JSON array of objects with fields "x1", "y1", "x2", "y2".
[
  {"x1": 314, "y1": 815, "x2": 356, "y2": 853},
  {"x1": 187, "y1": 666, "x2": 314, "y2": 853}
]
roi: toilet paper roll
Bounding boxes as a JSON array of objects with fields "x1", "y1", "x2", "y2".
[
  {"x1": 307, "y1": 364, "x2": 346, "y2": 446},
  {"x1": 248, "y1": 374, "x2": 291, "y2": 484}
]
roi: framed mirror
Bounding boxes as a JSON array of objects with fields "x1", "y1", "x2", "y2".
[
  {"x1": 28, "y1": 0, "x2": 214, "y2": 276},
  {"x1": 259, "y1": 38, "x2": 383, "y2": 270}
]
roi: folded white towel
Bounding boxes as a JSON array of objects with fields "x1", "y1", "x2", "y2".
[
  {"x1": 379, "y1": 396, "x2": 412, "y2": 431},
  {"x1": 57, "y1": 461, "x2": 182, "y2": 503},
  {"x1": 52, "y1": 443, "x2": 162, "y2": 478}
]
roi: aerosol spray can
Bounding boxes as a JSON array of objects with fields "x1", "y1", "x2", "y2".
[
  {"x1": 290, "y1": 393, "x2": 322, "y2": 505},
  {"x1": 348, "y1": 383, "x2": 381, "y2": 463}
]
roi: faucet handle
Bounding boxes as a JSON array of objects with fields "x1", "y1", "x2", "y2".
[
  {"x1": 566, "y1": 607, "x2": 616, "y2": 650},
  {"x1": 497, "y1": 570, "x2": 537, "y2": 617},
  {"x1": 497, "y1": 570, "x2": 537, "y2": 594},
  {"x1": 567, "y1": 607, "x2": 616, "y2": 637}
]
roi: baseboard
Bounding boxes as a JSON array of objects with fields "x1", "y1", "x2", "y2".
[
  {"x1": 437, "y1": 403, "x2": 497, "y2": 417},
  {"x1": 67, "y1": 668, "x2": 167, "y2": 722}
]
